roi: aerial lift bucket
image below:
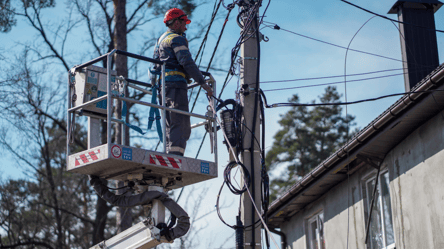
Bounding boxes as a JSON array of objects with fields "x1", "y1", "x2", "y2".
[{"x1": 66, "y1": 50, "x2": 218, "y2": 248}]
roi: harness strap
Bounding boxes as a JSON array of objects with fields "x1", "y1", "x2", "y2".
[
  {"x1": 151, "y1": 32, "x2": 188, "y2": 82},
  {"x1": 112, "y1": 76, "x2": 147, "y2": 136},
  {"x1": 165, "y1": 70, "x2": 186, "y2": 78},
  {"x1": 151, "y1": 31, "x2": 176, "y2": 76},
  {"x1": 147, "y1": 77, "x2": 164, "y2": 142},
  {"x1": 121, "y1": 99, "x2": 147, "y2": 135}
]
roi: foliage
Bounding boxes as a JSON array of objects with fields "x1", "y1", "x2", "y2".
[{"x1": 266, "y1": 86, "x2": 357, "y2": 200}]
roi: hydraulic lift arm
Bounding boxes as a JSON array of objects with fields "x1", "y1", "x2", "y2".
[{"x1": 88, "y1": 176, "x2": 190, "y2": 249}]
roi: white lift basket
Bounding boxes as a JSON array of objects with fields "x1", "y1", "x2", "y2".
[
  {"x1": 67, "y1": 49, "x2": 218, "y2": 187},
  {"x1": 66, "y1": 50, "x2": 219, "y2": 248}
]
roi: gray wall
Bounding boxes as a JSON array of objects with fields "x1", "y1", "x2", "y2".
[{"x1": 281, "y1": 111, "x2": 444, "y2": 249}]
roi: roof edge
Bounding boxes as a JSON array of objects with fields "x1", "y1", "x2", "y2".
[{"x1": 267, "y1": 63, "x2": 444, "y2": 218}]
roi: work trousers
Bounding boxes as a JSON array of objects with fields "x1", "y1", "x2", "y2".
[{"x1": 160, "y1": 84, "x2": 190, "y2": 155}]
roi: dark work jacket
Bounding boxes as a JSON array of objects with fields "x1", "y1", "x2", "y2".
[{"x1": 155, "y1": 28, "x2": 205, "y2": 89}]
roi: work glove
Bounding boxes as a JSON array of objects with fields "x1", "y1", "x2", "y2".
[{"x1": 202, "y1": 83, "x2": 213, "y2": 97}]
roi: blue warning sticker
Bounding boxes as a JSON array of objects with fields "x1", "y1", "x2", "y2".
[
  {"x1": 201, "y1": 162, "x2": 210, "y2": 174},
  {"x1": 96, "y1": 91, "x2": 107, "y2": 109},
  {"x1": 122, "y1": 147, "x2": 132, "y2": 161}
]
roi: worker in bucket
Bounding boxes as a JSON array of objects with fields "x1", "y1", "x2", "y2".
[{"x1": 151, "y1": 8, "x2": 213, "y2": 156}]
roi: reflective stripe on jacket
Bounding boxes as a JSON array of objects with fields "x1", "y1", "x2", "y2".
[{"x1": 154, "y1": 29, "x2": 206, "y2": 87}]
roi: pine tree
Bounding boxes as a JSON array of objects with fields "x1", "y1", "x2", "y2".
[{"x1": 266, "y1": 86, "x2": 356, "y2": 200}]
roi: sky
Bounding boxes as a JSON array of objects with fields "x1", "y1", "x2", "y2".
[{"x1": 1, "y1": 0, "x2": 444, "y2": 248}]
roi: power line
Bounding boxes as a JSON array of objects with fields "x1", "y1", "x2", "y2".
[
  {"x1": 189, "y1": 0, "x2": 222, "y2": 103},
  {"x1": 260, "y1": 68, "x2": 407, "y2": 83},
  {"x1": 339, "y1": 0, "x2": 444, "y2": 34},
  {"x1": 190, "y1": 2, "x2": 234, "y2": 113},
  {"x1": 262, "y1": 72, "x2": 405, "y2": 91},
  {"x1": 262, "y1": 88, "x2": 444, "y2": 108},
  {"x1": 263, "y1": 21, "x2": 406, "y2": 63}
]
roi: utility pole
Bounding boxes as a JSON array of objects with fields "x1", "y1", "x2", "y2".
[{"x1": 239, "y1": 1, "x2": 262, "y2": 248}]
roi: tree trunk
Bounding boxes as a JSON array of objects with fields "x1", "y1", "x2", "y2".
[
  {"x1": 93, "y1": 180, "x2": 112, "y2": 245},
  {"x1": 113, "y1": 0, "x2": 132, "y2": 233}
]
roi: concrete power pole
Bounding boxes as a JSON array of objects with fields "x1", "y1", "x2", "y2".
[{"x1": 240, "y1": 1, "x2": 262, "y2": 248}]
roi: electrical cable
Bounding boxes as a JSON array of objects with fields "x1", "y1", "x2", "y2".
[
  {"x1": 192, "y1": 0, "x2": 261, "y2": 162},
  {"x1": 246, "y1": 13, "x2": 261, "y2": 248},
  {"x1": 225, "y1": 161, "x2": 251, "y2": 195},
  {"x1": 262, "y1": 88, "x2": 444, "y2": 108},
  {"x1": 206, "y1": 85, "x2": 266, "y2": 233},
  {"x1": 262, "y1": 21, "x2": 412, "y2": 64},
  {"x1": 259, "y1": 67, "x2": 431, "y2": 84},
  {"x1": 339, "y1": 0, "x2": 444, "y2": 34},
  {"x1": 189, "y1": 0, "x2": 222, "y2": 103},
  {"x1": 194, "y1": 0, "x2": 221, "y2": 63},
  {"x1": 207, "y1": 95, "x2": 261, "y2": 230},
  {"x1": 259, "y1": 0, "x2": 271, "y2": 25},
  {"x1": 244, "y1": 178, "x2": 280, "y2": 249},
  {"x1": 186, "y1": 1, "x2": 271, "y2": 239},
  {"x1": 228, "y1": 1, "x2": 261, "y2": 74},
  {"x1": 259, "y1": 93, "x2": 270, "y2": 249},
  {"x1": 190, "y1": 3, "x2": 235, "y2": 113},
  {"x1": 343, "y1": 15, "x2": 376, "y2": 249},
  {"x1": 261, "y1": 73, "x2": 405, "y2": 91},
  {"x1": 171, "y1": 0, "x2": 224, "y2": 207}
]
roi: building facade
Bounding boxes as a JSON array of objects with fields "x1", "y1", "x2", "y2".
[{"x1": 267, "y1": 2, "x2": 444, "y2": 248}]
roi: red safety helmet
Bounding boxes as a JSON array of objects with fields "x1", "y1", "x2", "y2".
[{"x1": 164, "y1": 8, "x2": 191, "y2": 24}]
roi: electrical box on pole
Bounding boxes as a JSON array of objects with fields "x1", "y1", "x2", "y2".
[{"x1": 239, "y1": 1, "x2": 262, "y2": 248}]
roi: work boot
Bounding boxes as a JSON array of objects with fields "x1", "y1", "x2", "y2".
[{"x1": 168, "y1": 151, "x2": 183, "y2": 156}]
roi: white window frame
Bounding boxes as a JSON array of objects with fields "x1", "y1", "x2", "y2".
[
  {"x1": 307, "y1": 211, "x2": 325, "y2": 249},
  {"x1": 363, "y1": 169, "x2": 395, "y2": 249}
]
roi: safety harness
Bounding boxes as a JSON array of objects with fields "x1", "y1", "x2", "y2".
[
  {"x1": 115, "y1": 76, "x2": 148, "y2": 136},
  {"x1": 147, "y1": 31, "x2": 186, "y2": 142},
  {"x1": 147, "y1": 78, "x2": 163, "y2": 142},
  {"x1": 150, "y1": 31, "x2": 188, "y2": 83}
]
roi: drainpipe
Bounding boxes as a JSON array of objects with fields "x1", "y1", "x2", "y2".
[{"x1": 269, "y1": 228, "x2": 287, "y2": 249}]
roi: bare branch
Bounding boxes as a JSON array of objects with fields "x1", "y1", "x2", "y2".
[
  {"x1": 61, "y1": 8, "x2": 81, "y2": 57},
  {"x1": 22, "y1": 3, "x2": 70, "y2": 71},
  {"x1": 35, "y1": 202, "x2": 95, "y2": 225},
  {"x1": 127, "y1": 16, "x2": 157, "y2": 34},
  {"x1": 94, "y1": 0, "x2": 114, "y2": 51},
  {"x1": 0, "y1": 132, "x2": 45, "y2": 177},
  {"x1": 32, "y1": 105, "x2": 87, "y2": 150},
  {"x1": 127, "y1": 0, "x2": 149, "y2": 25},
  {"x1": 74, "y1": 0, "x2": 102, "y2": 55}
]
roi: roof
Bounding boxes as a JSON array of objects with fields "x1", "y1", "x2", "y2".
[
  {"x1": 267, "y1": 63, "x2": 444, "y2": 228},
  {"x1": 388, "y1": 0, "x2": 443, "y2": 14}
]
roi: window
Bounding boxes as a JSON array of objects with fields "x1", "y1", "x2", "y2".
[
  {"x1": 364, "y1": 171, "x2": 395, "y2": 249},
  {"x1": 307, "y1": 212, "x2": 325, "y2": 249}
]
